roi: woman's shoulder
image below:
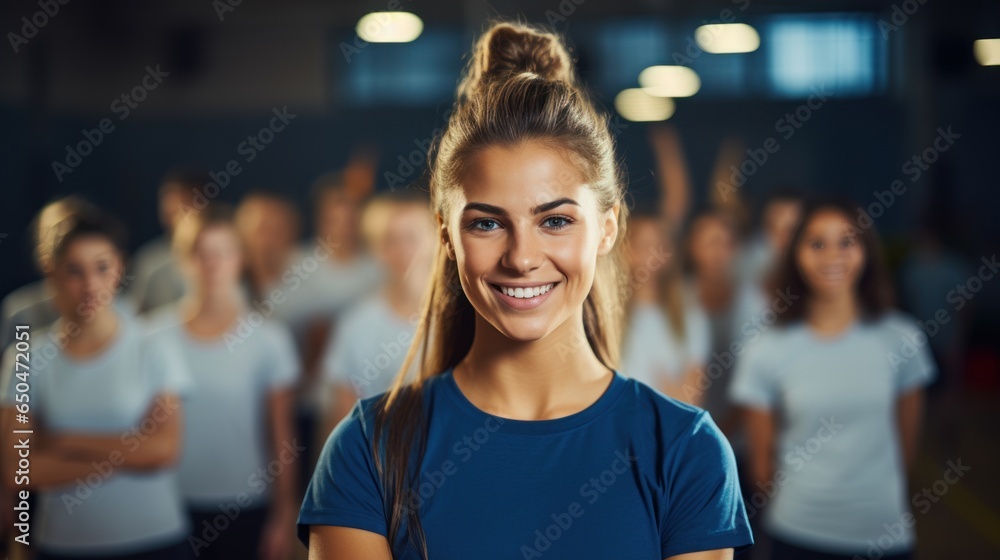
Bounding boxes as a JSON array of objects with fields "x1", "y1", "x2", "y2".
[
  {"x1": 869, "y1": 309, "x2": 923, "y2": 335},
  {"x1": 618, "y1": 376, "x2": 725, "y2": 447}
]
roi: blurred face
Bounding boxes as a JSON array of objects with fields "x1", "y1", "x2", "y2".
[
  {"x1": 689, "y1": 215, "x2": 735, "y2": 279},
  {"x1": 376, "y1": 203, "x2": 435, "y2": 281},
  {"x1": 795, "y1": 209, "x2": 865, "y2": 301},
  {"x1": 160, "y1": 184, "x2": 194, "y2": 233},
  {"x1": 765, "y1": 199, "x2": 802, "y2": 255},
  {"x1": 50, "y1": 236, "x2": 124, "y2": 320},
  {"x1": 237, "y1": 198, "x2": 297, "y2": 262},
  {"x1": 189, "y1": 225, "x2": 243, "y2": 295},
  {"x1": 317, "y1": 194, "x2": 360, "y2": 249},
  {"x1": 627, "y1": 217, "x2": 670, "y2": 282},
  {"x1": 442, "y1": 141, "x2": 618, "y2": 342}
]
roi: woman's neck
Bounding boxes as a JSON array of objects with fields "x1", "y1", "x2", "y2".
[
  {"x1": 382, "y1": 278, "x2": 424, "y2": 321},
  {"x1": 806, "y1": 291, "x2": 860, "y2": 336},
  {"x1": 329, "y1": 242, "x2": 358, "y2": 263},
  {"x1": 61, "y1": 306, "x2": 119, "y2": 358},
  {"x1": 696, "y1": 272, "x2": 732, "y2": 312},
  {"x1": 182, "y1": 289, "x2": 243, "y2": 339},
  {"x1": 453, "y1": 311, "x2": 614, "y2": 421},
  {"x1": 631, "y1": 276, "x2": 658, "y2": 304},
  {"x1": 247, "y1": 253, "x2": 286, "y2": 292}
]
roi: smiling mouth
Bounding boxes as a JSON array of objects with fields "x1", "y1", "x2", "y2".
[
  {"x1": 489, "y1": 282, "x2": 558, "y2": 299},
  {"x1": 818, "y1": 268, "x2": 848, "y2": 281}
]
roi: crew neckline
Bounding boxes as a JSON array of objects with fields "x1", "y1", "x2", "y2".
[
  {"x1": 439, "y1": 366, "x2": 627, "y2": 435},
  {"x1": 56, "y1": 308, "x2": 130, "y2": 368},
  {"x1": 802, "y1": 317, "x2": 862, "y2": 344}
]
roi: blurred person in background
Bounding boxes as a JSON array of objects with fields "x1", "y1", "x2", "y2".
[
  {"x1": 685, "y1": 210, "x2": 764, "y2": 438},
  {"x1": 621, "y1": 206, "x2": 710, "y2": 405},
  {"x1": 320, "y1": 187, "x2": 435, "y2": 436},
  {"x1": 2, "y1": 196, "x2": 88, "y2": 348},
  {"x1": 146, "y1": 203, "x2": 300, "y2": 560},
  {"x1": 738, "y1": 187, "x2": 805, "y2": 290},
  {"x1": 129, "y1": 167, "x2": 205, "y2": 314},
  {"x1": 235, "y1": 190, "x2": 303, "y2": 303},
  {"x1": 282, "y1": 153, "x2": 385, "y2": 505},
  {"x1": 0, "y1": 202, "x2": 193, "y2": 560},
  {"x1": 730, "y1": 196, "x2": 935, "y2": 560}
]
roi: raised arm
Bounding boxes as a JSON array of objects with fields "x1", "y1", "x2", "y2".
[
  {"x1": 708, "y1": 136, "x2": 749, "y2": 232},
  {"x1": 649, "y1": 125, "x2": 693, "y2": 235}
]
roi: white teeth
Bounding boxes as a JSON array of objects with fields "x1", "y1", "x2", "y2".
[{"x1": 499, "y1": 283, "x2": 554, "y2": 299}]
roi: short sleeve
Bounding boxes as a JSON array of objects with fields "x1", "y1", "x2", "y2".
[
  {"x1": 660, "y1": 411, "x2": 754, "y2": 557},
  {"x1": 142, "y1": 331, "x2": 193, "y2": 398},
  {"x1": 0, "y1": 340, "x2": 48, "y2": 411},
  {"x1": 0, "y1": 344, "x2": 23, "y2": 406},
  {"x1": 321, "y1": 319, "x2": 353, "y2": 387},
  {"x1": 684, "y1": 304, "x2": 711, "y2": 366},
  {"x1": 297, "y1": 400, "x2": 387, "y2": 548},
  {"x1": 263, "y1": 324, "x2": 301, "y2": 389},
  {"x1": 728, "y1": 336, "x2": 777, "y2": 409},
  {"x1": 886, "y1": 315, "x2": 937, "y2": 394}
]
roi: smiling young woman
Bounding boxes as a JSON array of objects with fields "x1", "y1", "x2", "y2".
[
  {"x1": 297, "y1": 21, "x2": 754, "y2": 560},
  {"x1": 730, "y1": 197, "x2": 935, "y2": 560}
]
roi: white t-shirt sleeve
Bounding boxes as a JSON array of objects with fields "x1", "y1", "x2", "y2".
[
  {"x1": 321, "y1": 317, "x2": 354, "y2": 387},
  {"x1": 684, "y1": 304, "x2": 712, "y2": 366},
  {"x1": 728, "y1": 334, "x2": 777, "y2": 409},
  {"x1": 264, "y1": 324, "x2": 301, "y2": 389},
  {"x1": 143, "y1": 331, "x2": 193, "y2": 398},
  {"x1": 0, "y1": 344, "x2": 23, "y2": 406},
  {"x1": 886, "y1": 314, "x2": 937, "y2": 394}
]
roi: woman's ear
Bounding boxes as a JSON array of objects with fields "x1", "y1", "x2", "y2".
[
  {"x1": 437, "y1": 213, "x2": 456, "y2": 261},
  {"x1": 597, "y1": 202, "x2": 620, "y2": 256}
]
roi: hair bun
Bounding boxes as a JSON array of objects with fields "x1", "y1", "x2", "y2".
[
  {"x1": 459, "y1": 22, "x2": 575, "y2": 100},
  {"x1": 483, "y1": 23, "x2": 571, "y2": 81}
]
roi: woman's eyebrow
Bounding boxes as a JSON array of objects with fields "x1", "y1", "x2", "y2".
[{"x1": 462, "y1": 197, "x2": 580, "y2": 217}]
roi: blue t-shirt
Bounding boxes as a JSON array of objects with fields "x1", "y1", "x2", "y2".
[{"x1": 298, "y1": 367, "x2": 753, "y2": 559}]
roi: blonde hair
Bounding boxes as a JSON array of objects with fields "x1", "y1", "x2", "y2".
[
  {"x1": 171, "y1": 203, "x2": 239, "y2": 261},
  {"x1": 371, "y1": 21, "x2": 630, "y2": 558}
]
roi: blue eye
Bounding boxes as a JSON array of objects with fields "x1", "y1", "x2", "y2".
[
  {"x1": 544, "y1": 216, "x2": 571, "y2": 230},
  {"x1": 470, "y1": 218, "x2": 500, "y2": 232}
]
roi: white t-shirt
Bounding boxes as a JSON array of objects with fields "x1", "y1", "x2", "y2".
[
  {"x1": 621, "y1": 300, "x2": 711, "y2": 391},
  {"x1": 1, "y1": 281, "x2": 134, "y2": 349},
  {"x1": 321, "y1": 294, "x2": 417, "y2": 400},
  {"x1": 729, "y1": 312, "x2": 936, "y2": 554},
  {"x1": 268, "y1": 245, "x2": 384, "y2": 330},
  {"x1": 0, "y1": 310, "x2": 192, "y2": 555},
  {"x1": 145, "y1": 307, "x2": 300, "y2": 508}
]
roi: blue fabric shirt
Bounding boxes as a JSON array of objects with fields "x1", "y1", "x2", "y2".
[{"x1": 298, "y1": 367, "x2": 753, "y2": 559}]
